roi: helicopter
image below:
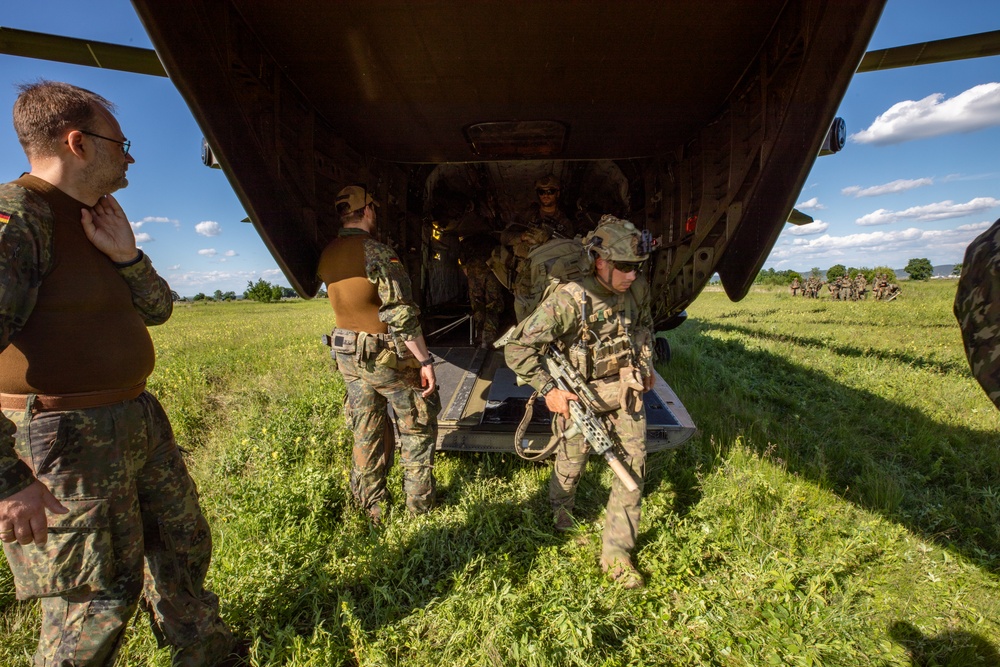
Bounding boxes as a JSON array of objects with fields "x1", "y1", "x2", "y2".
[{"x1": 2, "y1": 1, "x2": 998, "y2": 453}]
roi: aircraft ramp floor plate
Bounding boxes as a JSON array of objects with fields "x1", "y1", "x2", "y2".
[{"x1": 429, "y1": 347, "x2": 697, "y2": 454}]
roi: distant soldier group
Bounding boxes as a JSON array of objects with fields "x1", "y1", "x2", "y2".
[
  {"x1": 788, "y1": 273, "x2": 899, "y2": 301},
  {"x1": 828, "y1": 274, "x2": 867, "y2": 301},
  {"x1": 790, "y1": 276, "x2": 824, "y2": 298}
]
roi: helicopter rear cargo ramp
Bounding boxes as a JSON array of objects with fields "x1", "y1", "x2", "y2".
[{"x1": 430, "y1": 347, "x2": 696, "y2": 454}]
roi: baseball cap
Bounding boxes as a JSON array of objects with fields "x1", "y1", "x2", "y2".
[{"x1": 336, "y1": 185, "x2": 379, "y2": 212}]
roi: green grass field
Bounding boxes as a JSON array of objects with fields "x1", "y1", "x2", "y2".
[{"x1": 3, "y1": 280, "x2": 999, "y2": 666}]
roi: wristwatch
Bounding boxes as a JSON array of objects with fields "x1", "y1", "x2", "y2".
[
  {"x1": 539, "y1": 379, "x2": 556, "y2": 396},
  {"x1": 420, "y1": 354, "x2": 436, "y2": 367}
]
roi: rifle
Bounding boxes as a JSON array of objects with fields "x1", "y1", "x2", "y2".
[{"x1": 544, "y1": 346, "x2": 640, "y2": 492}]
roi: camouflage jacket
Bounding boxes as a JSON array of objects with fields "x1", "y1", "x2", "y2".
[
  {"x1": 505, "y1": 273, "x2": 654, "y2": 393},
  {"x1": 955, "y1": 217, "x2": 1000, "y2": 410},
  {"x1": 0, "y1": 179, "x2": 173, "y2": 499},
  {"x1": 358, "y1": 229, "x2": 423, "y2": 340}
]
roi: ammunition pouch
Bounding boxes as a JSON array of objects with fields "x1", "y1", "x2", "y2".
[
  {"x1": 591, "y1": 338, "x2": 632, "y2": 380},
  {"x1": 324, "y1": 328, "x2": 416, "y2": 368}
]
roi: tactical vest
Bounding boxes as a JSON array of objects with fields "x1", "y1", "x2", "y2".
[{"x1": 555, "y1": 280, "x2": 639, "y2": 383}]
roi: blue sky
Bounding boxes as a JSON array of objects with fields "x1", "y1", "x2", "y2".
[{"x1": 1, "y1": 1, "x2": 998, "y2": 295}]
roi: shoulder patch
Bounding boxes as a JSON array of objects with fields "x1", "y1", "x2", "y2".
[{"x1": 0, "y1": 212, "x2": 10, "y2": 225}]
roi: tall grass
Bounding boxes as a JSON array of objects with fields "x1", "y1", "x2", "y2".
[{"x1": 2, "y1": 281, "x2": 999, "y2": 666}]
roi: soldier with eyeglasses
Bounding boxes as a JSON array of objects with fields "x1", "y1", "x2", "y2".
[
  {"x1": 504, "y1": 215, "x2": 656, "y2": 589},
  {"x1": 0, "y1": 81, "x2": 243, "y2": 666}
]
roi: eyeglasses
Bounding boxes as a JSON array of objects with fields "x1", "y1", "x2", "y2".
[
  {"x1": 611, "y1": 260, "x2": 644, "y2": 274},
  {"x1": 536, "y1": 188, "x2": 559, "y2": 196},
  {"x1": 81, "y1": 130, "x2": 131, "y2": 156}
]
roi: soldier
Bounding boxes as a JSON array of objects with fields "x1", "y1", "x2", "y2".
[
  {"x1": 500, "y1": 219, "x2": 554, "y2": 321},
  {"x1": 504, "y1": 215, "x2": 655, "y2": 589},
  {"x1": 520, "y1": 174, "x2": 574, "y2": 238},
  {"x1": 855, "y1": 272, "x2": 868, "y2": 299},
  {"x1": 459, "y1": 231, "x2": 506, "y2": 347},
  {"x1": 790, "y1": 276, "x2": 800, "y2": 296},
  {"x1": 0, "y1": 82, "x2": 242, "y2": 666},
  {"x1": 318, "y1": 185, "x2": 440, "y2": 523},
  {"x1": 829, "y1": 279, "x2": 840, "y2": 300},
  {"x1": 955, "y1": 217, "x2": 1000, "y2": 410}
]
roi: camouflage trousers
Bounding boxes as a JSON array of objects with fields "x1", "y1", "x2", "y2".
[
  {"x1": 465, "y1": 262, "x2": 505, "y2": 347},
  {"x1": 550, "y1": 404, "x2": 646, "y2": 564},
  {"x1": 1, "y1": 392, "x2": 232, "y2": 667},
  {"x1": 336, "y1": 352, "x2": 440, "y2": 514}
]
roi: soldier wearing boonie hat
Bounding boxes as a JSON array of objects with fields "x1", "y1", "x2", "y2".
[{"x1": 504, "y1": 214, "x2": 655, "y2": 589}]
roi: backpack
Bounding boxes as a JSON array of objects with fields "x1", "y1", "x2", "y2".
[{"x1": 515, "y1": 237, "x2": 590, "y2": 320}]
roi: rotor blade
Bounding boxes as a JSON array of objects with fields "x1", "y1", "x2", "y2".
[
  {"x1": 858, "y1": 29, "x2": 1000, "y2": 73},
  {"x1": 786, "y1": 208, "x2": 814, "y2": 226},
  {"x1": 0, "y1": 26, "x2": 166, "y2": 77}
]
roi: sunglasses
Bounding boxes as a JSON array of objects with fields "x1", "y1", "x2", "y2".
[
  {"x1": 612, "y1": 260, "x2": 644, "y2": 274},
  {"x1": 536, "y1": 188, "x2": 559, "y2": 196}
]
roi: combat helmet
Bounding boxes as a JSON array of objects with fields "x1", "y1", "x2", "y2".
[{"x1": 584, "y1": 214, "x2": 649, "y2": 263}]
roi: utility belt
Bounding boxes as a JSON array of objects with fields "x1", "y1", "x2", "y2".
[
  {"x1": 0, "y1": 381, "x2": 147, "y2": 413},
  {"x1": 322, "y1": 328, "x2": 417, "y2": 369}
]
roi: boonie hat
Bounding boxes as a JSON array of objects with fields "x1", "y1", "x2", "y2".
[
  {"x1": 585, "y1": 215, "x2": 649, "y2": 262},
  {"x1": 336, "y1": 185, "x2": 379, "y2": 212}
]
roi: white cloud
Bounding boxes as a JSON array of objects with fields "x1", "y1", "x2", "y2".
[
  {"x1": 198, "y1": 248, "x2": 217, "y2": 257},
  {"x1": 134, "y1": 232, "x2": 153, "y2": 243},
  {"x1": 856, "y1": 197, "x2": 1000, "y2": 226},
  {"x1": 851, "y1": 83, "x2": 1000, "y2": 145},
  {"x1": 132, "y1": 215, "x2": 179, "y2": 229},
  {"x1": 224, "y1": 250, "x2": 238, "y2": 257},
  {"x1": 166, "y1": 268, "x2": 284, "y2": 290},
  {"x1": 195, "y1": 220, "x2": 222, "y2": 237},
  {"x1": 788, "y1": 221, "x2": 829, "y2": 236},
  {"x1": 796, "y1": 197, "x2": 824, "y2": 210},
  {"x1": 770, "y1": 221, "x2": 992, "y2": 267},
  {"x1": 842, "y1": 178, "x2": 933, "y2": 197}
]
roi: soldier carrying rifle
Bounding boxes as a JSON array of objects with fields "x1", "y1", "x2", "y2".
[{"x1": 503, "y1": 215, "x2": 654, "y2": 589}]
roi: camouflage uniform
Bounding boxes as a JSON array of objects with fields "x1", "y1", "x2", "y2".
[
  {"x1": 505, "y1": 217, "x2": 654, "y2": 573},
  {"x1": 319, "y1": 227, "x2": 439, "y2": 515},
  {"x1": 0, "y1": 179, "x2": 233, "y2": 666},
  {"x1": 955, "y1": 217, "x2": 1000, "y2": 410},
  {"x1": 459, "y1": 232, "x2": 505, "y2": 347}
]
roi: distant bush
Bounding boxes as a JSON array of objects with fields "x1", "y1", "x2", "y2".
[
  {"x1": 754, "y1": 268, "x2": 801, "y2": 286},
  {"x1": 244, "y1": 279, "x2": 283, "y2": 303}
]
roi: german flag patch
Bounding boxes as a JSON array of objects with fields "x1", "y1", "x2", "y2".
[{"x1": 0, "y1": 212, "x2": 10, "y2": 225}]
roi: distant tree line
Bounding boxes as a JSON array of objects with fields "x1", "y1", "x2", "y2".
[{"x1": 176, "y1": 279, "x2": 301, "y2": 302}]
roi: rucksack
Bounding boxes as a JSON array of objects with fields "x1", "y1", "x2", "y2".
[{"x1": 515, "y1": 237, "x2": 590, "y2": 319}]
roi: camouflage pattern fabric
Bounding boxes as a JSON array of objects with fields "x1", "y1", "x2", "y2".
[
  {"x1": 0, "y1": 181, "x2": 232, "y2": 666},
  {"x1": 2, "y1": 394, "x2": 233, "y2": 666},
  {"x1": 464, "y1": 259, "x2": 504, "y2": 347},
  {"x1": 337, "y1": 352, "x2": 439, "y2": 514},
  {"x1": 955, "y1": 217, "x2": 1000, "y2": 410},
  {"x1": 358, "y1": 231, "x2": 425, "y2": 341},
  {"x1": 505, "y1": 273, "x2": 653, "y2": 564}
]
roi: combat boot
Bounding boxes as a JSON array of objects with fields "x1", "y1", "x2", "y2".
[
  {"x1": 601, "y1": 558, "x2": 645, "y2": 589},
  {"x1": 366, "y1": 502, "x2": 383, "y2": 526},
  {"x1": 553, "y1": 506, "x2": 574, "y2": 532}
]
